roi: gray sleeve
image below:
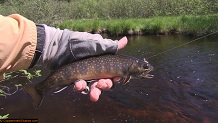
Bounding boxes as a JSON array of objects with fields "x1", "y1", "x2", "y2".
[
  {"x1": 69, "y1": 31, "x2": 118, "y2": 60},
  {"x1": 40, "y1": 25, "x2": 118, "y2": 70}
]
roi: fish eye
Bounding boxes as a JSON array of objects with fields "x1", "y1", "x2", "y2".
[{"x1": 143, "y1": 64, "x2": 149, "y2": 69}]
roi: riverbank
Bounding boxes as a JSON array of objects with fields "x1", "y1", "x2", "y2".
[
  {"x1": 57, "y1": 14, "x2": 218, "y2": 36},
  {"x1": 1, "y1": 0, "x2": 217, "y2": 25}
]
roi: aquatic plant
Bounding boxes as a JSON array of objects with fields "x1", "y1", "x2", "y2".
[
  {"x1": 0, "y1": 114, "x2": 9, "y2": 119},
  {"x1": 0, "y1": 70, "x2": 42, "y2": 97}
]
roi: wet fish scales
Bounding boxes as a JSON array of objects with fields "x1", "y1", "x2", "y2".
[{"x1": 23, "y1": 54, "x2": 153, "y2": 108}]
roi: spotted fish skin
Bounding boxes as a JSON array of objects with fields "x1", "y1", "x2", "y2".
[{"x1": 23, "y1": 54, "x2": 153, "y2": 108}]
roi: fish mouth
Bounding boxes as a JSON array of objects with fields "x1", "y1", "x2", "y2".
[
  {"x1": 141, "y1": 73, "x2": 154, "y2": 78},
  {"x1": 132, "y1": 72, "x2": 154, "y2": 79},
  {"x1": 139, "y1": 64, "x2": 154, "y2": 79}
]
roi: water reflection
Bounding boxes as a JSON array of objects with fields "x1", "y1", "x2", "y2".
[{"x1": 1, "y1": 34, "x2": 218, "y2": 123}]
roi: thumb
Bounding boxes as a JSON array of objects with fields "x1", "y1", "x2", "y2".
[{"x1": 117, "y1": 36, "x2": 128, "y2": 50}]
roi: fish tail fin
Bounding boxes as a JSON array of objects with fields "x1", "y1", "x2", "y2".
[{"x1": 23, "y1": 84, "x2": 43, "y2": 109}]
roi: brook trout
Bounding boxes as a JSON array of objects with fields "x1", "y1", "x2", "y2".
[{"x1": 23, "y1": 54, "x2": 153, "y2": 108}]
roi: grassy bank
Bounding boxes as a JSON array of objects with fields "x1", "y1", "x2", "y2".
[
  {"x1": 57, "y1": 14, "x2": 218, "y2": 35},
  {"x1": 1, "y1": 0, "x2": 217, "y2": 35},
  {"x1": 1, "y1": 0, "x2": 217, "y2": 25}
]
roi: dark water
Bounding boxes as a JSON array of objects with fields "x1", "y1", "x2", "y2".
[{"x1": 1, "y1": 34, "x2": 218, "y2": 123}]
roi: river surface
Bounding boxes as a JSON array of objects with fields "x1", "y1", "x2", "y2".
[{"x1": 0, "y1": 34, "x2": 218, "y2": 123}]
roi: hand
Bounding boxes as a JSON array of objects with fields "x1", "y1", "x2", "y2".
[
  {"x1": 74, "y1": 37, "x2": 128, "y2": 102},
  {"x1": 34, "y1": 24, "x2": 128, "y2": 102}
]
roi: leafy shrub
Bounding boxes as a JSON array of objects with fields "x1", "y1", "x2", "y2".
[{"x1": 0, "y1": 0, "x2": 217, "y2": 25}]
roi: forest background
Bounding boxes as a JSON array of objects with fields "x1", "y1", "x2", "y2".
[{"x1": 0, "y1": 0, "x2": 218, "y2": 35}]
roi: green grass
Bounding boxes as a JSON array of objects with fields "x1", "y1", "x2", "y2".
[
  {"x1": 1, "y1": 0, "x2": 217, "y2": 25},
  {"x1": 57, "y1": 14, "x2": 218, "y2": 35},
  {"x1": 1, "y1": 0, "x2": 217, "y2": 35}
]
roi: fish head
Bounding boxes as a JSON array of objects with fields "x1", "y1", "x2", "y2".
[{"x1": 129, "y1": 58, "x2": 154, "y2": 79}]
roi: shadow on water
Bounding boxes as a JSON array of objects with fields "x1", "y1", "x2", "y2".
[{"x1": 1, "y1": 34, "x2": 218, "y2": 123}]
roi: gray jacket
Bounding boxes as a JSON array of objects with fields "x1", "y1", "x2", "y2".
[{"x1": 30, "y1": 24, "x2": 118, "y2": 70}]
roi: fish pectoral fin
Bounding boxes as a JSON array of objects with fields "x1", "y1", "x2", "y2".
[
  {"x1": 23, "y1": 84, "x2": 43, "y2": 109},
  {"x1": 54, "y1": 86, "x2": 68, "y2": 94},
  {"x1": 113, "y1": 76, "x2": 131, "y2": 86},
  {"x1": 116, "y1": 77, "x2": 126, "y2": 83},
  {"x1": 111, "y1": 76, "x2": 131, "y2": 89},
  {"x1": 123, "y1": 76, "x2": 131, "y2": 85}
]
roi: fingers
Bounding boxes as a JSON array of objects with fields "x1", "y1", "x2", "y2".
[
  {"x1": 74, "y1": 79, "x2": 115, "y2": 102},
  {"x1": 117, "y1": 36, "x2": 128, "y2": 50},
  {"x1": 89, "y1": 82, "x2": 102, "y2": 102},
  {"x1": 74, "y1": 77, "x2": 123, "y2": 102},
  {"x1": 90, "y1": 79, "x2": 113, "y2": 102},
  {"x1": 74, "y1": 80, "x2": 87, "y2": 91},
  {"x1": 96, "y1": 79, "x2": 113, "y2": 91},
  {"x1": 112, "y1": 76, "x2": 122, "y2": 83}
]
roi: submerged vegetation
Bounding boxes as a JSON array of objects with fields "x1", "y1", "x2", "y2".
[
  {"x1": 0, "y1": 114, "x2": 9, "y2": 119},
  {"x1": 0, "y1": 0, "x2": 217, "y2": 35},
  {"x1": 0, "y1": 70, "x2": 41, "y2": 97}
]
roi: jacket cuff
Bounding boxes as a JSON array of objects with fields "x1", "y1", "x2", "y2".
[{"x1": 29, "y1": 24, "x2": 45, "y2": 68}]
